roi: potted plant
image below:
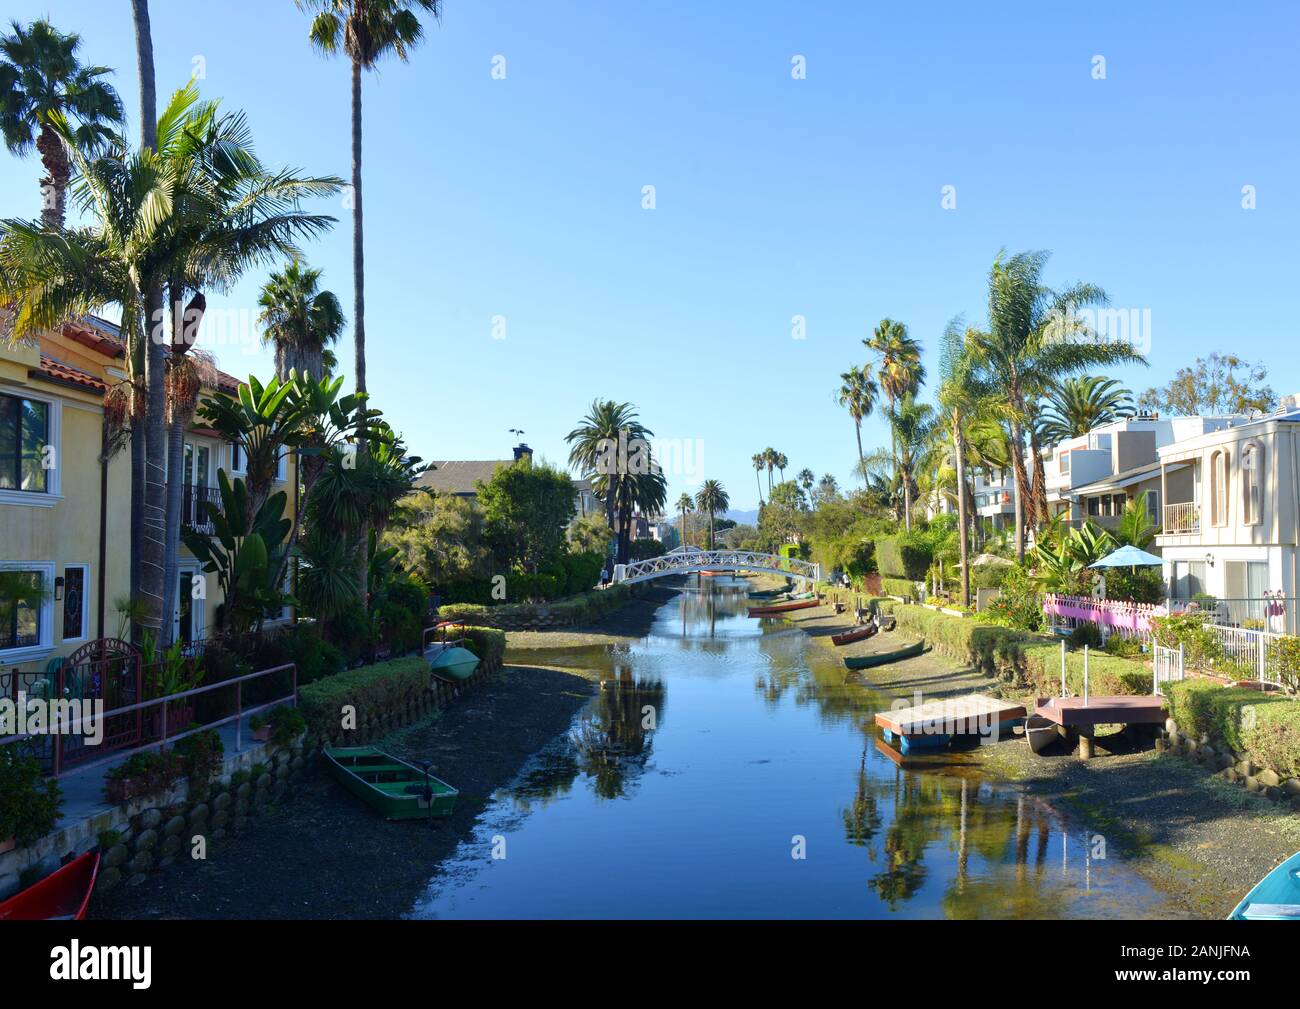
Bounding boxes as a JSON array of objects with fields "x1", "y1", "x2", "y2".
[
  {"x1": 103, "y1": 751, "x2": 181, "y2": 804},
  {"x1": 0, "y1": 747, "x2": 63, "y2": 852},
  {"x1": 250, "y1": 704, "x2": 306, "y2": 747},
  {"x1": 142, "y1": 634, "x2": 204, "y2": 736}
]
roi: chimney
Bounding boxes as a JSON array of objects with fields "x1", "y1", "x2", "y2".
[{"x1": 512, "y1": 442, "x2": 532, "y2": 462}]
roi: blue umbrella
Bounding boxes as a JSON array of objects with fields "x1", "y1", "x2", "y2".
[{"x1": 1089, "y1": 544, "x2": 1163, "y2": 569}]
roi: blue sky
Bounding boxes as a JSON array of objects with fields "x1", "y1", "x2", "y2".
[{"x1": 4, "y1": 1, "x2": 1298, "y2": 512}]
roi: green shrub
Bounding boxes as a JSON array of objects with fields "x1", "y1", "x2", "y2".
[
  {"x1": 0, "y1": 747, "x2": 62, "y2": 845},
  {"x1": 1104, "y1": 634, "x2": 1144, "y2": 658},
  {"x1": 881, "y1": 577, "x2": 920, "y2": 602},
  {"x1": 973, "y1": 563, "x2": 1012, "y2": 589},
  {"x1": 1069, "y1": 622, "x2": 1103, "y2": 649},
  {"x1": 173, "y1": 727, "x2": 224, "y2": 792},
  {"x1": 975, "y1": 565, "x2": 1042, "y2": 631},
  {"x1": 298, "y1": 657, "x2": 431, "y2": 738},
  {"x1": 1151, "y1": 614, "x2": 1223, "y2": 667},
  {"x1": 1244, "y1": 701, "x2": 1300, "y2": 780},
  {"x1": 1021, "y1": 643, "x2": 1150, "y2": 698},
  {"x1": 1163, "y1": 679, "x2": 1294, "y2": 761},
  {"x1": 279, "y1": 624, "x2": 344, "y2": 684},
  {"x1": 875, "y1": 535, "x2": 931, "y2": 580},
  {"x1": 440, "y1": 585, "x2": 635, "y2": 629}
]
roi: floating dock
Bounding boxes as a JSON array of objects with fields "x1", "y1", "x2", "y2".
[
  {"x1": 1033, "y1": 695, "x2": 1168, "y2": 760},
  {"x1": 874, "y1": 694, "x2": 1027, "y2": 754}
]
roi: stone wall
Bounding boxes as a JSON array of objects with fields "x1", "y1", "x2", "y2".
[{"x1": 1158, "y1": 718, "x2": 1300, "y2": 813}]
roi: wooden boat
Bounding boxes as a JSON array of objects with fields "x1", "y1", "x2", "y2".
[
  {"x1": 747, "y1": 599, "x2": 819, "y2": 616},
  {"x1": 324, "y1": 746, "x2": 458, "y2": 820},
  {"x1": 1229, "y1": 851, "x2": 1300, "y2": 920},
  {"x1": 831, "y1": 622, "x2": 878, "y2": 647},
  {"x1": 843, "y1": 638, "x2": 928, "y2": 670},
  {"x1": 747, "y1": 587, "x2": 789, "y2": 599},
  {"x1": 0, "y1": 850, "x2": 99, "y2": 920},
  {"x1": 1024, "y1": 713, "x2": 1059, "y2": 754}
]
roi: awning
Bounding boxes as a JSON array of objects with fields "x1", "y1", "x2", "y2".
[{"x1": 1073, "y1": 461, "x2": 1186, "y2": 495}]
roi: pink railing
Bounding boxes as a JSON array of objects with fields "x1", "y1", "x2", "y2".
[{"x1": 1043, "y1": 593, "x2": 1167, "y2": 638}]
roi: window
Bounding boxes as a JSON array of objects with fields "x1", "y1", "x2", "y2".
[
  {"x1": 0, "y1": 561, "x2": 54, "y2": 659},
  {"x1": 1143, "y1": 489, "x2": 1159, "y2": 523},
  {"x1": 274, "y1": 447, "x2": 288, "y2": 483},
  {"x1": 1242, "y1": 442, "x2": 1262, "y2": 525},
  {"x1": 1059, "y1": 451, "x2": 1071, "y2": 475},
  {"x1": 61, "y1": 564, "x2": 88, "y2": 642},
  {"x1": 1087, "y1": 496, "x2": 1100, "y2": 516},
  {"x1": 0, "y1": 392, "x2": 50, "y2": 492},
  {"x1": 1210, "y1": 449, "x2": 1230, "y2": 526},
  {"x1": 1172, "y1": 560, "x2": 1207, "y2": 599},
  {"x1": 229, "y1": 441, "x2": 246, "y2": 475},
  {"x1": 1114, "y1": 493, "x2": 1128, "y2": 515}
]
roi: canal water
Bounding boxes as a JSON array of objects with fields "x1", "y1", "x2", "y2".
[{"x1": 411, "y1": 580, "x2": 1175, "y2": 919}]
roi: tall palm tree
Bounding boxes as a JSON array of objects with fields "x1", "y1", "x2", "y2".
[
  {"x1": 762, "y1": 447, "x2": 778, "y2": 495},
  {"x1": 0, "y1": 18, "x2": 124, "y2": 228},
  {"x1": 891, "y1": 394, "x2": 938, "y2": 531},
  {"x1": 1038, "y1": 375, "x2": 1134, "y2": 444},
  {"x1": 774, "y1": 451, "x2": 788, "y2": 484},
  {"x1": 968, "y1": 249, "x2": 1145, "y2": 558},
  {"x1": 797, "y1": 468, "x2": 814, "y2": 501},
  {"x1": 865, "y1": 318, "x2": 925, "y2": 526},
  {"x1": 677, "y1": 492, "x2": 693, "y2": 549},
  {"x1": 259, "y1": 260, "x2": 346, "y2": 381},
  {"x1": 299, "y1": 0, "x2": 441, "y2": 581},
  {"x1": 838, "y1": 365, "x2": 878, "y2": 483},
  {"x1": 566, "y1": 399, "x2": 654, "y2": 561},
  {"x1": 751, "y1": 452, "x2": 766, "y2": 505},
  {"x1": 695, "y1": 480, "x2": 729, "y2": 550},
  {"x1": 612, "y1": 464, "x2": 667, "y2": 564}
]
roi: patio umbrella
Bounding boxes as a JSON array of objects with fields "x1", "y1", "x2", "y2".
[{"x1": 1088, "y1": 544, "x2": 1163, "y2": 569}]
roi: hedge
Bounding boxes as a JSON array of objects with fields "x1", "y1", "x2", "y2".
[
  {"x1": 439, "y1": 584, "x2": 635, "y2": 629},
  {"x1": 891, "y1": 604, "x2": 1150, "y2": 695},
  {"x1": 875, "y1": 535, "x2": 931, "y2": 580},
  {"x1": 881, "y1": 577, "x2": 921, "y2": 602},
  {"x1": 1164, "y1": 679, "x2": 1300, "y2": 779}
]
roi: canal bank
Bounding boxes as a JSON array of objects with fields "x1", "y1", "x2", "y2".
[{"x1": 777, "y1": 596, "x2": 1300, "y2": 918}]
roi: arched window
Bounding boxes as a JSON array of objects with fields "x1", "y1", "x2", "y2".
[
  {"x1": 1242, "y1": 442, "x2": 1263, "y2": 526},
  {"x1": 1210, "y1": 449, "x2": 1230, "y2": 527}
]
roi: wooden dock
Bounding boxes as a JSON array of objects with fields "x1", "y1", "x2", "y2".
[
  {"x1": 1033, "y1": 695, "x2": 1168, "y2": 760},
  {"x1": 874, "y1": 694, "x2": 1026, "y2": 754}
]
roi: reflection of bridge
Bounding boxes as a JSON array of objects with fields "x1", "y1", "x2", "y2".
[{"x1": 613, "y1": 546, "x2": 820, "y2": 585}]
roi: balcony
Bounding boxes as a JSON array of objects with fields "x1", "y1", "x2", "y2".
[
  {"x1": 181, "y1": 483, "x2": 222, "y2": 534},
  {"x1": 1163, "y1": 501, "x2": 1200, "y2": 535}
]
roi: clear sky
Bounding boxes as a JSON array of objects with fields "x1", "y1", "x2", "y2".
[{"x1": 4, "y1": 1, "x2": 1298, "y2": 512}]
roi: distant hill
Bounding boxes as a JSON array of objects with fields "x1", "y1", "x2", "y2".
[{"x1": 722, "y1": 508, "x2": 759, "y2": 526}]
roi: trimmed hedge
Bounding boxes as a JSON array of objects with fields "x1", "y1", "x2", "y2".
[
  {"x1": 439, "y1": 584, "x2": 635, "y2": 629},
  {"x1": 875, "y1": 535, "x2": 931, "y2": 580},
  {"x1": 881, "y1": 577, "x2": 921, "y2": 602},
  {"x1": 1164, "y1": 679, "x2": 1300, "y2": 779}
]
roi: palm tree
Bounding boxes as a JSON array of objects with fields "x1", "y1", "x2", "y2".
[
  {"x1": 774, "y1": 451, "x2": 788, "y2": 484},
  {"x1": 695, "y1": 480, "x2": 729, "y2": 550},
  {"x1": 751, "y1": 452, "x2": 766, "y2": 506},
  {"x1": 797, "y1": 468, "x2": 814, "y2": 500},
  {"x1": 566, "y1": 399, "x2": 654, "y2": 562},
  {"x1": 1039, "y1": 375, "x2": 1134, "y2": 444},
  {"x1": 865, "y1": 318, "x2": 925, "y2": 525},
  {"x1": 677, "y1": 492, "x2": 693, "y2": 549},
  {"x1": 761, "y1": 447, "x2": 779, "y2": 495},
  {"x1": 838, "y1": 365, "x2": 878, "y2": 483},
  {"x1": 891, "y1": 394, "x2": 938, "y2": 531},
  {"x1": 0, "y1": 19, "x2": 124, "y2": 228},
  {"x1": 968, "y1": 249, "x2": 1145, "y2": 559},
  {"x1": 612, "y1": 465, "x2": 667, "y2": 564},
  {"x1": 259, "y1": 260, "x2": 346, "y2": 381}
]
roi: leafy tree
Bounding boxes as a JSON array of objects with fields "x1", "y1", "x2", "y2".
[
  {"x1": 757, "y1": 480, "x2": 805, "y2": 551},
  {"x1": 478, "y1": 458, "x2": 576, "y2": 573},
  {"x1": 1039, "y1": 375, "x2": 1134, "y2": 443},
  {"x1": 567, "y1": 512, "x2": 612, "y2": 556},
  {"x1": 1137, "y1": 353, "x2": 1277, "y2": 417},
  {"x1": 1114, "y1": 498, "x2": 1157, "y2": 549},
  {"x1": 0, "y1": 18, "x2": 124, "y2": 228}
]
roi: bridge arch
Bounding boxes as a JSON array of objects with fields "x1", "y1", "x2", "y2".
[{"x1": 613, "y1": 547, "x2": 820, "y2": 586}]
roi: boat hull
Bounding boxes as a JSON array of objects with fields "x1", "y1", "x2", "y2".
[
  {"x1": 1229, "y1": 851, "x2": 1300, "y2": 920},
  {"x1": 0, "y1": 850, "x2": 99, "y2": 920},
  {"x1": 843, "y1": 639, "x2": 928, "y2": 670},
  {"x1": 325, "y1": 746, "x2": 458, "y2": 820},
  {"x1": 747, "y1": 599, "x2": 818, "y2": 616},
  {"x1": 1025, "y1": 714, "x2": 1059, "y2": 755},
  {"x1": 832, "y1": 623, "x2": 878, "y2": 647},
  {"x1": 426, "y1": 644, "x2": 480, "y2": 681}
]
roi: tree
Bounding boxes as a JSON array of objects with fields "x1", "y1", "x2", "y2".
[
  {"x1": 1039, "y1": 375, "x2": 1134, "y2": 444},
  {"x1": 477, "y1": 458, "x2": 576, "y2": 574},
  {"x1": 774, "y1": 451, "x2": 788, "y2": 483},
  {"x1": 676, "y1": 492, "x2": 693, "y2": 550},
  {"x1": 385, "y1": 490, "x2": 489, "y2": 586},
  {"x1": 838, "y1": 365, "x2": 878, "y2": 484},
  {"x1": 695, "y1": 480, "x2": 729, "y2": 549},
  {"x1": 567, "y1": 513, "x2": 612, "y2": 556},
  {"x1": 565, "y1": 399, "x2": 656, "y2": 564},
  {"x1": 0, "y1": 18, "x2": 124, "y2": 229},
  {"x1": 797, "y1": 468, "x2": 814, "y2": 500},
  {"x1": 891, "y1": 394, "x2": 938, "y2": 532},
  {"x1": 751, "y1": 453, "x2": 766, "y2": 505},
  {"x1": 1137, "y1": 353, "x2": 1277, "y2": 417},
  {"x1": 865, "y1": 318, "x2": 924, "y2": 525},
  {"x1": 814, "y1": 473, "x2": 840, "y2": 506},
  {"x1": 757, "y1": 481, "x2": 805, "y2": 551},
  {"x1": 300, "y1": 0, "x2": 442, "y2": 598},
  {"x1": 259, "y1": 260, "x2": 345, "y2": 381},
  {"x1": 611, "y1": 462, "x2": 667, "y2": 565}
]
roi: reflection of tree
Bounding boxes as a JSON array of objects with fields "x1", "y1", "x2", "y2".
[
  {"x1": 841, "y1": 750, "x2": 882, "y2": 848},
  {"x1": 570, "y1": 671, "x2": 667, "y2": 799},
  {"x1": 509, "y1": 747, "x2": 582, "y2": 811}
]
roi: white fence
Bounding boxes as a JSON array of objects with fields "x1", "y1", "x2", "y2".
[
  {"x1": 1152, "y1": 642, "x2": 1184, "y2": 695},
  {"x1": 1207, "y1": 623, "x2": 1288, "y2": 687}
]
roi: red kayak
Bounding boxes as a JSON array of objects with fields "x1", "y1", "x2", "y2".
[
  {"x1": 832, "y1": 623, "x2": 878, "y2": 647},
  {"x1": 0, "y1": 851, "x2": 99, "y2": 920},
  {"x1": 747, "y1": 599, "x2": 819, "y2": 616}
]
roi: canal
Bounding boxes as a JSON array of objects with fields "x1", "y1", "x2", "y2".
[{"x1": 411, "y1": 579, "x2": 1178, "y2": 919}]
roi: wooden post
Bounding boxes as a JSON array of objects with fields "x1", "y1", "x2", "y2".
[{"x1": 1079, "y1": 729, "x2": 1094, "y2": 761}]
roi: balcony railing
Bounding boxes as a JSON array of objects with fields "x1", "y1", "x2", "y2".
[
  {"x1": 181, "y1": 483, "x2": 222, "y2": 534},
  {"x1": 1163, "y1": 501, "x2": 1200, "y2": 535}
]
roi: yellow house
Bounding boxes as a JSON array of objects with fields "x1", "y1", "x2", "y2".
[{"x1": 1, "y1": 316, "x2": 296, "y2": 676}]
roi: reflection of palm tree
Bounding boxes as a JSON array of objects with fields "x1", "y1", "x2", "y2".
[
  {"x1": 842, "y1": 750, "x2": 882, "y2": 847},
  {"x1": 571, "y1": 676, "x2": 667, "y2": 799}
]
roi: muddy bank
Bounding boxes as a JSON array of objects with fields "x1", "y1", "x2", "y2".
[
  {"x1": 504, "y1": 581, "x2": 684, "y2": 650},
  {"x1": 780, "y1": 597, "x2": 1300, "y2": 918},
  {"x1": 91, "y1": 664, "x2": 600, "y2": 920}
]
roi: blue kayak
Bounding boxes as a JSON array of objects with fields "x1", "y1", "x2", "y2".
[{"x1": 1228, "y1": 851, "x2": 1300, "y2": 920}]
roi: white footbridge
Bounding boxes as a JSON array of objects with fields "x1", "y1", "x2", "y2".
[{"x1": 612, "y1": 546, "x2": 820, "y2": 586}]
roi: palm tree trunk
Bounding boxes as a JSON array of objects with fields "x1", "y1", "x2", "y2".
[
  {"x1": 132, "y1": 0, "x2": 165, "y2": 639},
  {"x1": 709, "y1": 512, "x2": 715, "y2": 550},
  {"x1": 1010, "y1": 419, "x2": 1030, "y2": 562},
  {"x1": 350, "y1": 55, "x2": 370, "y2": 604},
  {"x1": 755, "y1": 469, "x2": 763, "y2": 505},
  {"x1": 1028, "y1": 422, "x2": 1050, "y2": 532},
  {"x1": 36, "y1": 125, "x2": 69, "y2": 230},
  {"x1": 160, "y1": 286, "x2": 185, "y2": 646},
  {"x1": 954, "y1": 419, "x2": 970, "y2": 608},
  {"x1": 854, "y1": 420, "x2": 866, "y2": 484}
]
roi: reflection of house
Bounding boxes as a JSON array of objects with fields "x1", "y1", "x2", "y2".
[
  {"x1": 0, "y1": 316, "x2": 296, "y2": 669},
  {"x1": 416, "y1": 441, "x2": 597, "y2": 517},
  {"x1": 1153, "y1": 406, "x2": 1300, "y2": 627}
]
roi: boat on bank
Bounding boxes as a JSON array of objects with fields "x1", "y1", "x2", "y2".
[
  {"x1": 324, "y1": 746, "x2": 458, "y2": 820},
  {"x1": 0, "y1": 850, "x2": 99, "y2": 920},
  {"x1": 747, "y1": 599, "x2": 819, "y2": 616},
  {"x1": 843, "y1": 638, "x2": 928, "y2": 670},
  {"x1": 831, "y1": 622, "x2": 878, "y2": 646},
  {"x1": 1229, "y1": 851, "x2": 1300, "y2": 919},
  {"x1": 423, "y1": 622, "x2": 480, "y2": 681},
  {"x1": 1024, "y1": 713, "x2": 1060, "y2": 754}
]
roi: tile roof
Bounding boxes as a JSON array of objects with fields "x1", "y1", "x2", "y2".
[
  {"x1": 416, "y1": 460, "x2": 513, "y2": 495},
  {"x1": 35, "y1": 355, "x2": 109, "y2": 393}
]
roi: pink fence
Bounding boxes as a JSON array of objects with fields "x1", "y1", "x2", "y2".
[{"x1": 1042, "y1": 593, "x2": 1167, "y2": 638}]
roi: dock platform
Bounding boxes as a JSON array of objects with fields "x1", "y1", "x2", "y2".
[
  {"x1": 874, "y1": 694, "x2": 1026, "y2": 754},
  {"x1": 1034, "y1": 695, "x2": 1167, "y2": 759}
]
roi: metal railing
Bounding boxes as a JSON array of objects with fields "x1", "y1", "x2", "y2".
[
  {"x1": 1163, "y1": 501, "x2": 1200, "y2": 534},
  {"x1": 1167, "y1": 595, "x2": 1297, "y2": 635},
  {"x1": 1153, "y1": 642, "x2": 1185, "y2": 694},
  {"x1": 0, "y1": 662, "x2": 297, "y2": 779},
  {"x1": 181, "y1": 483, "x2": 223, "y2": 534},
  {"x1": 1206, "y1": 624, "x2": 1289, "y2": 688}
]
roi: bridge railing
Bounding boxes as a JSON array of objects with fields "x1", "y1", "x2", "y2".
[{"x1": 614, "y1": 549, "x2": 820, "y2": 585}]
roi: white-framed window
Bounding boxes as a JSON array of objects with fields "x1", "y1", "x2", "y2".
[
  {"x1": 0, "y1": 386, "x2": 61, "y2": 505},
  {"x1": 1143, "y1": 488, "x2": 1160, "y2": 523},
  {"x1": 1241, "y1": 441, "x2": 1263, "y2": 526},
  {"x1": 0, "y1": 560, "x2": 55, "y2": 662},
  {"x1": 274, "y1": 447, "x2": 288, "y2": 483},
  {"x1": 229, "y1": 441, "x2": 246, "y2": 476},
  {"x1": 1059, "y1": 451, "x2": 1071, "y2": 475},
  {"x1": 174, "y1": 564, "x2": 205, "y2": 645},
  {"x1": 1210, "y1": 449, "x2": 1230, "y2": 527},
  {"x1": 60, "y1": 563, "x2": 90, "y2": 644}
]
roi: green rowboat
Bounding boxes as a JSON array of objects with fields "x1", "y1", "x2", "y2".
[
  {"x1": 324, "y1": 746, "x2": 458, "y2": 820},
  {"x1": 843, "y1": 638, "x2": 929, "y2": 671},
  {"x1": 426, "y1": 644, "x2": 480, "y2": 681}
]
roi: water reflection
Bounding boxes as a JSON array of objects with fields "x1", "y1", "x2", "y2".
[{"x1": 410, "y1": 581, "x2": 1178, "y2": 919}]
